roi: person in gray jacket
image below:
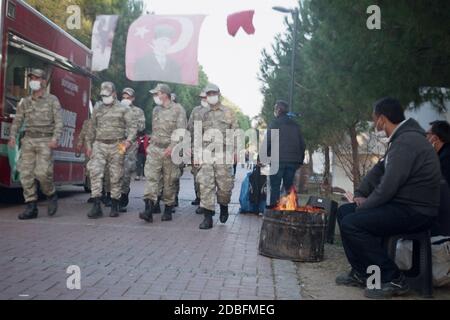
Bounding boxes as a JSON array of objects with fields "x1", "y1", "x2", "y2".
[{"x1": 335, "y1": 97, "x2": 441, "y2": 299}]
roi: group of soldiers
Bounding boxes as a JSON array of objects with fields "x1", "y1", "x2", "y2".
[{"x1": 8, "y1": 68, "x2": 238, "y2": 230}]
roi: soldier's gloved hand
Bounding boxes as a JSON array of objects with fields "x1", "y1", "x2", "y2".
[
  {"x1": 48, "y1": 139, "x2": 58, "y2": 149},
  {"x1": 8, "y1": 138, "x2": 16, "y2": 148},
  {"x1": 86, "y1": 147, "x2": 92, "y2": 158},
  {"x1": 124, "y1": 140, "x2": 132, "y2": 151}
]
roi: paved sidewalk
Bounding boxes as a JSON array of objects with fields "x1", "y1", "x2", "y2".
[{"x1": 0, "y1": 167, "x2": 302, "y2": 300}]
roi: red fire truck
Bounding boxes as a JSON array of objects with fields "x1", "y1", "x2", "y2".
[{"x1": 0, "y1": 0, "x2": 93, "y2": 199}]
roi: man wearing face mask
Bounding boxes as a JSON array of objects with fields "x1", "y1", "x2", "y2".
[
  {"x1": 336, "y1": 97, "x2": 441, "y2": 299},
  {"x1": 196, "y1": 83, "x2": 238, "y2": 229},
  {"x1": 140, "y1": 83, "x2": 187, "y2": 223},
  {"x1": 427, "y1": 120, "x2": 450, "y2": 186},
  {"x1": 187, "y1": 91, "x2": 209, "y2": 208},
  {"x1": 118, "y1": 88, "x2": 146, "y2": 212},
  {"x1": 8, "y1": 68, "x2": 62, "y2": 219},
  {"x1": 85, "y1": 82, "x2": 137, "y2": 219}
]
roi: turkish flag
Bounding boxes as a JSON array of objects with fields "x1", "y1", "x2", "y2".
[
  {"x1": 227, "y1": 10, "x2": 255, "y2": 37},
  {"x1": 126, "y1": 15, "x2": 205, "y2": 85}
]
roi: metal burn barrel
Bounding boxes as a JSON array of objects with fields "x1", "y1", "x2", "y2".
[{"x1": 258, "y1": 208, "x2": 327, "y2": 262}]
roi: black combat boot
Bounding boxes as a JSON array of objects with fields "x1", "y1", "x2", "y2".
[
  {"x1": 87, "y1": 197, "x2": 95, "y2": 203},
  {"x1": 219, "y1": 204, "x2": 229, "y2": 223},
  {"x1": 191, "y1": 197, "x2": 200, "y2": 205},
  {"x1": 47, "y1": 193, "x2": 58, "y2": 216},
  {"x1": 153, "y1": 197, "x2": 161, "y2": 214},
  {"x1": 161, "y1": 205, "x2": 173, "y2": 221},
  {"x1": 103, "y1": 192, "x2": 112, "y2": 207},
  {"x1": 18, "y1": 202, "x2": 38, "y2": 220},
  {"x1": 199, "y1": 208, "x2": 214, "y2": 229},
  {"x1": 120, "y1": 192, "x2": 129, "y2": 208},
  {"x1": 110, "y1": 199, "x2": 120, "y2": 217},
  {"x1": 118, "y1": 193, "x2": 128, "y2": 213},
  {"x1": 87, "y1": 198, "x2": 103, "y2": 219},
  {"x1": 139, "y1": 199, "x2": 153, "y2": 223}
]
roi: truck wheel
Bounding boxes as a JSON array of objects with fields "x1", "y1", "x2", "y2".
[{"x1": 0, "y1": 187, "x2": 25, "y2": 203}]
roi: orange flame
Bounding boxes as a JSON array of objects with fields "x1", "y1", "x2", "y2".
[{"x1": 273, "y1": 187, "x2": 323, "y2": 213}]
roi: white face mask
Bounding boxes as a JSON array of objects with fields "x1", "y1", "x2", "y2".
[
  {"x1": 207, "y1": 95, "x2": 219, "y2": 106},
  {"x1": 102, "y1": 95, "x2": 114, "y2": 105},
  {"x1": 121, "y1": 99, "x2": 132, "y2": 107},
  {"x1": 153, "y1": 96, "x2": 163, "y2": 106},
  {"x1": 29, "y1": 80, "x2": 41, "y2": 91},
  {"x1": 201, "y1": 100, "x2": 209, "y2": 108},
  {"x1": 374, "y1": 118, "x2": 388, "y2": 139}
]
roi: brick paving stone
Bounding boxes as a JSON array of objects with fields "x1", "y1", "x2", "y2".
[{"x1": 0, "y1": 168, "x2": 303, "y2": 300}]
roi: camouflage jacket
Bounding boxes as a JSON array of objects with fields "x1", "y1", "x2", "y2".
[
  {"x1": 10, "y1": 93, "x2": 63, "y2": 141},
  {"x1": 187, "y1": 105, "x2": 209, "y2": 137},
  {"x1": 77, "y1": 119, "x2": 92, "y2": 149},
  {"x1": 86, "y1": 99, "x2": 137, "y2": 148},
  {"x1": 129, "y1": 105, "x2": 146, "y2": 134},
  {"x1": 151, "y1": 101, "x2": 187, "y2": 149},
  {"x1": 201, "y1": 104, "x2": 238, "y2": 153}
]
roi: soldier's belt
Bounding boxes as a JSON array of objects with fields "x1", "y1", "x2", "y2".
[
  {"x1": 25, "y1": 132, "x2": 53, "y2": 138},
  {"x1": 96, "y1": 139, "x2": 123, "y2": 144}
]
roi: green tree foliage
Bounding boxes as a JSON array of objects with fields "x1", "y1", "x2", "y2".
[{"x1": 259, "y1": 0, "x2": 450, "y2": 189}]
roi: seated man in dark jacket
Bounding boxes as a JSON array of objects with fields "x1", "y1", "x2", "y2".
[
  {"x1": 427, "y1": 120, "x2": 450, "y2": 236},
  {"x1": 427, "y1": 120, "x2": 450, "y2": 186},
  {"x1": 336, "y1": 97, "x2": 441, "y2": 299},
  {"x1": 265, "y1": 100, "x2": 305, "y2": 207}
]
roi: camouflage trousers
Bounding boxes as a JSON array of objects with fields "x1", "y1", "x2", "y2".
[
  {"x1": 144, "y1": 145, "x2": 181, "y2": 206},
  {"x1": 197, "y1": 163, "x2": 234, "y2": 211},
  {"x1": 89, "y1": 141, "x2": 124, "y2": 200},
  {"x1": 191, "y1": 164, "x2": 200, "y2": 199},
  {"x1": 17, "y1": 137, "x2": 55, "y2": 203},
  {"x1": 121, "y1": 143, "x2": 138, "y2": 194}
]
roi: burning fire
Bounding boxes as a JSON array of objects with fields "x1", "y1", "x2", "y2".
[{"x1": 273, "y1": 188, "x2": 323, "y2": 213}]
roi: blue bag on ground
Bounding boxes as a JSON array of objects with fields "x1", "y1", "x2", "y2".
[{"x1": 239, "y1": 167, "x2": 266, "y2": 214}]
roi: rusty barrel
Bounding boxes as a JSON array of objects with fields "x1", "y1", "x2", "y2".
[{"x1": 258, "y1": 209, "x2": 327, "y2": 262}]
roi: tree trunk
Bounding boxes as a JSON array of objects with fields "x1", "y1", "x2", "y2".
[
  {"x1": 348, "y1": 125, "x2": 360, "y2": 191},
  {"x1": 322, "y1": 146, "x2": 331, "y2": 196},
  {"x1": 308, "y1": 148, "x2": 314, "y2": 172}
]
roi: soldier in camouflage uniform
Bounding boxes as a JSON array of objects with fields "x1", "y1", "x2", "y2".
[
  {"x1": 197, "y1": 83, "x2": 238, "y2": 229},
  {"x1": 118, "y1": 87, "x2": 146, "y2": 212},
  {"x1": 8, "y1": 69, "x2": 62, "y2": 220},
  {"x1": 187, "y1": 91, "x2": 209, "y2": 209},
  {"x1": 139, "y1": 83, "x2": 187, "y2": 223},
  {"x1": 85, "y1": 82, "x2": 137, "y2": 218},
  {"x1": 76, "y1": 118, "x2": 94, "y2": 203}
]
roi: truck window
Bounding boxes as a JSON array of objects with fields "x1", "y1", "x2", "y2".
[{"x1": 4, "y1": 46, "x2": 49, "y2": 116}]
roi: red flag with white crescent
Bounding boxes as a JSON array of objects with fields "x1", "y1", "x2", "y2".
[{"x1": 126, "y1": 15, "x2": 205, "y2": 85}]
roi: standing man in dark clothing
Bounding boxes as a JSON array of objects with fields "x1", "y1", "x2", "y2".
[
  {"x1": 336, "y1": 97, "x2": 441, "y2": 299},
  {"x1": 427, "y1": 120, "x2": 450, "y2": 186},
  {"x1": 265, "y1": 100, "x2": 305, "y2": 207}
]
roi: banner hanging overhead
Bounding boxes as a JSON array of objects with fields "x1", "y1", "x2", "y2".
[
  {"x1": 91, "y1": 15, "x2": 119, "y2": 72},
  {"x1": 126, "y1": 15, "x2": 205, "y2": 85}
]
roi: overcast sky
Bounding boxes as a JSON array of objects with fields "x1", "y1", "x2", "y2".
[{"x1": 142, "y1": 0, "x2": 299, "y2": 118}]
